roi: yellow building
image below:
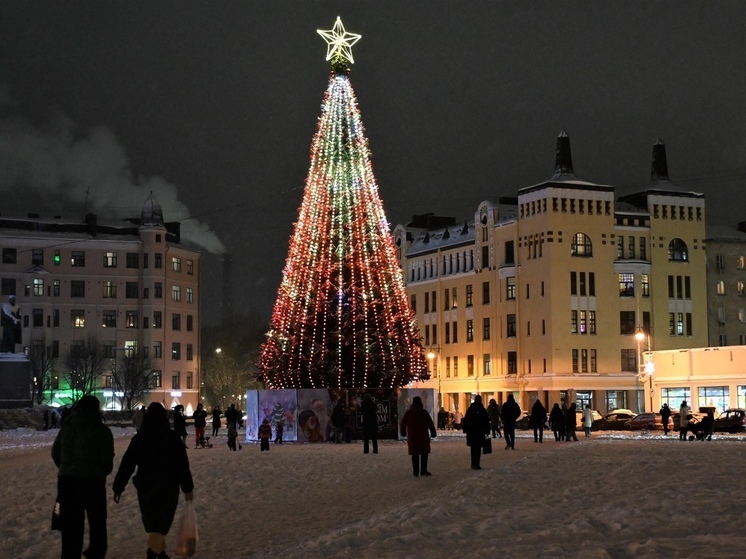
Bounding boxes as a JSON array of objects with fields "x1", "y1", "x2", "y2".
[
  {"x1": 0, "y1": 193, "x2": 201, "y2": 412},
  {"x1": 396, "y1": 132, "x2": 708, "y2": 415}
]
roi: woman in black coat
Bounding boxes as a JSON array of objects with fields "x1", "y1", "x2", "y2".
[
  {"x1": 564, "y1": 402, "x2": 579, "y2": 441},
  {"x1": 463, "y1": 395, "x2": 491, "y2": 470},
  {"x1": 113, "y1": 403, "x2": 194, "y2": 559},
  {"x1": 549, "y1": 403, "x2": 564, "y2": 441}
]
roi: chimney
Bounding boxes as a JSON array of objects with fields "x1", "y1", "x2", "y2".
[
  {"x1": 651, "y1": 138, "x2": 669, "y2": 183},
  {"x1": 552, "y1": 129, "x2": 575, "y2": 179}
]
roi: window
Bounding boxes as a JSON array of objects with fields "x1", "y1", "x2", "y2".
[
  {"x1": 453, "y1": 356, "x2": 459, "y2": 377},
  {"x1": 153, "y1": 311, "x2": 162, "y2": 328},
  {"x1": 103, "y1": 281, "x2": 117, "y2": 298},
  {"x1": 1, "y1": 278, "x2": 15, "y2": 296},
  {"x1": 572, "y1": 349, "x2": 579, "y2": 372},
  {"x1": 641, "y1": 274, "x2": 650, "y2": 297},
  {"x1": 32, "y1": 249, "x2": 43, "y2": 266},
  {"x1": 739, "y1": 282, "x2": 745, "y2": 297},
  {"x1": 590, "y1": 349, "x2": 597, "y2": 372},
  {"x1": 466, "y1": 284, "x2": 473, "y2": 307},
  {"x1": 579, "y1": 310, "x2": 587, "y2": 334},
  {"x1": 187, "y1": 260, "x2": 194, "y2": 275},
  {"x1": 619, "y1": 273, "x2": 635, "y2": 297},
  {"x1": 628, "y1": 236, "x2": 635, "y2": 259},
  {"x1": 424, "y1": 292, "x2": 430, "y2": 313},
  {"x1": 507, "y1": 352, "x2": 517, "y2": 374},
  {"x1": 186, "y1": 315, "x2": 193, "y2": 332},
  {"x1": 126, "y1": 311, "x2": 138, "y2": 328},
  {"x1": 2, "y1": 248, "x2": 17, "y2": 264},
  {"x1": 589, "y1": 272, "x2": 595, "y2": 296},
  {"x1": 172, "y1": 313, "x2": 181, "y2": 331},
  {"x1": 172, "y1": 343, "x2": 181, "y2": 360},
  {"x1": 33, "y1": 278, "x2": 43, "y2": 296},
  {"x1": 507, "y1": 314, "x2": 516, "y2": 337},
  {"x1": 483, "y1": 317, "x2": 491, "y2": 340},
  {"x1": 571, "y1": 310, "x2": 578, "y2": 334},
  {"x1": 186, "y1": 344, "x2": 193, "y2": 361},
  {"x1": 154, "y1": 253, "x2": 162, "y2": 268},
  {"x1": 451, "y1": 287, "x2": 457, "y2": 308},
  {"x1": 154, "y1": 282, "x2": 163, "y2": 298},
  {"x1": 126, "y1": 253, "x2": 139, "y2": 268},
  {"x1": 620, "y1": 311, "x2": 636, "y2": 335},
  {"x1": 53, "y1": 309, "x2": 59, "y2": 327},
  {"x1": 53, "y1": 280, "x2": 60, "y2": 297},
  {"x1": 482, "y1": 245, "x2": 489, "y2": 269},
  {"x1": 570, "y1": 272, "x2": 577, "y2": 295},
  {"x1": 172, "y1": 285, "x2": 181, "y2": 302},
  {"x1": 639, "y1": 238, "x2": 646, "y2": 260},
  {"x1": 579, "y1": 272, "x2": 586, "y2": 296},
  {"x1": 668, "y1": 238, "x2": 688, "y2": 261},
  {"x1": 482, "y1": 281, "x2": 490, "y2": 304},
  {"x1": 72, "y1": 310, "x2": 85, "y2": 328},
  {"x1": 717, "y1": 281, "x2": 726, "y2": 295},
  {"x1": 571, "y1": 233, "x2": 592, "y2": 256},
  {"x1": 54, "y1": 250, "x2": 61, "y2": 266},
  {"x1": 71, "y1": 251, "x2": 85, "y2": 267},
  {"x1": 71, "y1": 280, "x2": 85, "y2": 298},
  {"x1": 452, "y1": 321, "x2": 458, "y2": 343},
  {"x1": 445, "y1": 323, "x2": 450, "y2": 344},
  {"x1": 153, "y1": 341, "x2": 162, "y2": 358},
  {"x1": 172, "y1": 373, "x2": 181, "y2": 390},
  {"x1": 466, "y1": 320, "x2": 474, "y2": 342},
  {"x1": 126, "y1": 282, "x2": 139, "y2": 298},
  {"x1": 172, "y1": 257, "x2": 181, "y2": 272},
  {"x1": 621, "y1": 349, "x2": 637, "y2": 372},
  {"x1": 716, "y1": 254, "x2": 725, "y2": 271},
  {"x1": 467, "y1": 355, "x2": 474, "y2": 376},
  {"x1": 102, "y1": 311, "x2": 116, "y2": 328},
  {"x1": 151, "y1": 371, "x2": 162, "y2": 389},
  {"x1": 103, "y1": 252, "x2": 117, "y2": 267},
  {"x1": 444, "y1": 289, "x2": 450, "y2": 310},
  {"x1": 506, "y1": 277, "x2": 516, "y2": 300},
  {"x1": 32, "y1": 308, "x2": 43, "y2": 327},
  {"x1": 617, "y1": 236, "x2": 624, "y2": 259},
  {"x1": 484, "y1": 354, "x2": 491, "y2": 376},
  {"x1": 186, "y1": 372, "x2": 193, "y2": 389},
  {"x1": 589, "y1": 311, "x2": 596, "y2": 334}
]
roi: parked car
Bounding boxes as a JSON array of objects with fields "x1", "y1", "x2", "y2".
[
  {"x1": 713, "y1": 408, "x2": 746, "y2": 433},
  {"x1": 575, "y1": 409, "x2": 602, "y2": 431},
  {"x1": 625, "y1": 412, "x2": 668, "y2": 431},
  {"x1": 595, "y1": 410, "x2": 637, "y2": 430}
]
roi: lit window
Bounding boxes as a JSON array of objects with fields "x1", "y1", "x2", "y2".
[
  {"x1": 571, "y1": 233, "x2": 592, "y2": 257},
  {"x1": 172, "y1": 257, "x2": 181, "y2": 272},
  {"x1": 172, "y1": 285, "x2": 181, "y2": 302},
  {"x1": 103, "y1": 252, "x2": 117, "y2": 267}
]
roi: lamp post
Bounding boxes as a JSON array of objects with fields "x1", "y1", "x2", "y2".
[
  {"x1": 635, "y1": 329, "x2": 655, "y2": 412},
  {"x1": 427, "y1": 346, "x2": 442, "y2": 409}
]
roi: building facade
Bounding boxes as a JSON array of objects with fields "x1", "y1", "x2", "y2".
[
  {"x1": 705, "y1": 223, "x2": 746, "y2": 347},
  {"x1": 0, "y1": 193, "x2": 201, "y2": 412},
  {"x1": 396, "y1": 132, "x2": 708, "y2": 415}
]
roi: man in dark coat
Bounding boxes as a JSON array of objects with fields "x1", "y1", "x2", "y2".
[
  {"x1": 660, "y1": 403, "x2": 672, "y2": 435},
  {"x1": 564, "y1": 402, "x2": 579, "y2": 441},
  {"x1": 400, "y1": 396, "x2": 436, "y2": 476},
  {"x1": 500, "y1": 394, "x2": 521, "y2": 450},
  {"x1": 192, "y1": 403, "x2": 208, "y2": 447},
  {"x1": 530, "y1": 399, "x2": 547, "y2": 443},
  {"x1": 172, "y1": 405, "x2": 187, "y2": 447},
  {"x1": 463, "y1": 395, "x2": 491, "y2": 470},
  {"x1": 361, "y1": 394, "x2": 378, "y2": 454},
  {"x1": 113, "y1": 403, "x2": 194, "y2": 559},
  {"x1": 52, "y1": 395, "x2": 115, "y2": 559}
]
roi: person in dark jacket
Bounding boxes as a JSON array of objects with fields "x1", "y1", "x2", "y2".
[
  {"x1": 565, "y1": 402, "x2": 579, "y2": 441},
  {"x1": 172, "y1": 405, "x2": 187, "y2": 447},
  {"x1": 500, "y1": 394, "x2": 521, "y2": 450},
  {"x1": 400, "y1": 396, "x2": 437, "y2": 476},
  {"x1": 660, "y1": 403, "x2": 672, "y2": 435},
  {"x1": 530, "y1": 399, "x2": 547, "y2": 443},
  {"x1": 258, "y1": 418, "x2": 272, "y2": 451},
  {"x1": 211, "y1": 405, "x2": 222, "y2": 437},
  {"x1": 113, "y1": 403, "x2": 194, "y2": 559},
  {"x1": 486, "y1": 399, "x2": 502, "y2": 439},
  {"x1": 463, "y1": 395, "x2": 491, "y2": 470},
  {"x1": 549, "y1": 403, "x2": 564, "y2": 441},
  {"x1": 192, "y1": 403, "x2": 208, "y2": 447},
  {"x1": 52, "y1": 395, "x2": 115, "y2": 559},
  {"x1": 361, "y1": 394, "x2": 378, "y2": 454},
  {"x1": 331, "y1": 399, "x2": 346, "y2": 444}
]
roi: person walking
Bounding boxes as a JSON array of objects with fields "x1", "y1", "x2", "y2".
[
  {"x1": 361, "y1": 394, "x2": 378, "y2": 454},
  {"x1": 487, "y1": 398, "x2": 502, "y2": 439},
  {"x1": 192, "y1": 403, "x2": 207, "y2": 447},
  {"x1": 400, "y1": 396, "x2": 437, "y2": 477},
  {"x1": 172, "y1": 405, "x2": 187, "y2": 447},
  {"x1": 679, "y1": 400, "x2": 691, "y2": 441},
  {"x1": 660, "y1": 403, "x2": 672, "y2": 435},
  {"x1": 113, "y1": 403, "x2": 194, "y2": 559},
  {"x1": 52, "y1": 395, "x2": 115, "y2": 559},
  {"x1": 565, "y1": 403, "x2": 579, "y2": 441},
  {"x1": 211, "y1": 405, "x2": 222, "y2": 438},
  {"x1": 530, "y1": 399, "x2": 547, "y2": 443},
  {"x1": 582, "y1": 404, "x2": 594, "y2": 437},
  {"x1": 500, "y1": 394, "x2": 521, "y2": 450},
  {"x1": 463, "y1": 395, "x2": 490, "y2": 470},
  {"x1": 549, "y1": 403, "x2": 563, "y2": 441}
]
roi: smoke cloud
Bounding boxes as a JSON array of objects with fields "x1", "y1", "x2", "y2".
[{"x1": 0, "y1": 110, "x2": 226, "y2": 254}]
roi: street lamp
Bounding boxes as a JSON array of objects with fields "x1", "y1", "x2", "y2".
[
  {"x1": 427, "y1": 346, "x2": 442, "y2": 410},
  {"x1": 635, "y1": 328, "x2": 655, "y2": 412}
]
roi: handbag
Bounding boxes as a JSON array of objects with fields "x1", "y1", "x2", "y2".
[
  {"x1": 175, "y1": 500, "x2": 198, "y2": 557},
  {"x1": 482, "y1": 436, "x2": 492, "y2": 454},
  {"x1": 51, "y1": 497, "x2": 62, "y2": 531}
]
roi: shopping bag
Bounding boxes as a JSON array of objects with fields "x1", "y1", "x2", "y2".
[
  {"x1": 482, "y1": 437, "x2": 492, "y2": 454},
  {"x1": 174, "y1": 500, "x2": 198, "y2": 557},
  {"x1": 51, "y1": 497, "x2": 62, "y2": 531}
]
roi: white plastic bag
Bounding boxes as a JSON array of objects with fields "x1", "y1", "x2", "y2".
[{"x1": 174, "y1": 500, "x2": 198, "y2": 557}]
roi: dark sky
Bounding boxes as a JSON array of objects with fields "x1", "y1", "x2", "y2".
[{"x1": 2, "y1": 2, "x2": 746, "y2": 326}]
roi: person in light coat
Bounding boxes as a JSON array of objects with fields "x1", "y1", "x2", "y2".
[
  {"x1": 582, "y1": 404, "x2": 594, "y2": 437},
  {"x1": 679, "y1": 401, "x2": 691, "y2": 441}
]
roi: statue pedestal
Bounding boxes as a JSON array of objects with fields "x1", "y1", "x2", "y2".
[{"x1": 0, "y1": 353, "x2": 32, "y2": 408}]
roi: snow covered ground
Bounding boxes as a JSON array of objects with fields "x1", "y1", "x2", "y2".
[{"x1": 2, "y1": 426, "x2": 745, "y2": 559}]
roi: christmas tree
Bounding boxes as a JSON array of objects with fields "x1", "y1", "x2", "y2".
[{"x1": 259, "y1": 17, "x2": 428, "y2": 389}]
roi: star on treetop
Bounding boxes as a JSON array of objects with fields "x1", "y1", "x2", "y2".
[{"x1": 317, "y1": 17, "x2": 361, "y2": 65}]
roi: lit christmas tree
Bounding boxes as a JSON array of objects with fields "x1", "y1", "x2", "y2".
[{"x1": 259, "y1": 17, "x2": 428, "y2": 389}]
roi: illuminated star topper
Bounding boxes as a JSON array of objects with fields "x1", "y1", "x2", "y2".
[{"x1": 317, "y1": 17, "x2": 361, "y2": 64}]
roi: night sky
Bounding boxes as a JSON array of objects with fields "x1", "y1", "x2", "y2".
[{"x1": 1, "y1": 2, "x2": 745, "y2": 326}]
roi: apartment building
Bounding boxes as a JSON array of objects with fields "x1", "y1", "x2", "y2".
[
  {"x1": 0, "y1": 193, "x2": 201, "y2": 412},
  {"x1": 395, "y1": 132, "x2": 708, "y2": 415},
  {"x1": 705, "y1": 223, "x2": 746, "y2": 347}
]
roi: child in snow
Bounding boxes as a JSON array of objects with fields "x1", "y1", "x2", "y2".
[{"x1": 258, "y1": 418, "x2": 272, "y2": 451}]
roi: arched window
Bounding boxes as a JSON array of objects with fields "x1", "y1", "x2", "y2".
[
  {"x1": 668, "y1": 238, "x2": 688, "y2": 262},
  {"x1": 571, "y1": 233, "x2": 593, "y2": 257}
]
